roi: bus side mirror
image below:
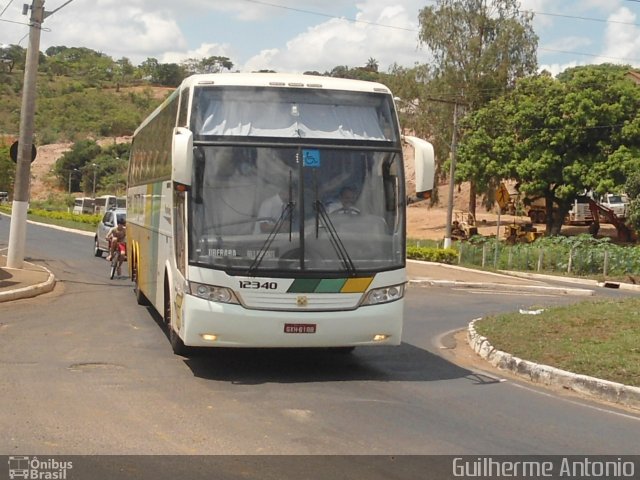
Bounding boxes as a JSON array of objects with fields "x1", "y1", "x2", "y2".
[
  {"x1": 172, "y1": 127, "x2": 193, "y2": 187},
  {"x1": 403, "y1": 136, "x2": 435, "y2": 197}
]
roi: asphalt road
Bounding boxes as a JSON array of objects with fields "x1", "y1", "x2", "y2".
[{"x1": 0, "y1": 221, "x2": 639, "y2": 462}]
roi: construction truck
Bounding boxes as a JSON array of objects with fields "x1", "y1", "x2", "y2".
[
  {"x1": 587, "y1": 198, "x2": 636, "y2": 242},
  {"x1": 524, "y1": 195, "x2": 593, "y2": 226},
  {"x1": 451, "y1": 210, "x2": 479, "y2": 240},
  {"x1": 599, "y1": 193, "x2": 629, "y2": 219},
  {"x1": 503, "y1": 222, "x2": 543, "y2": 244}
]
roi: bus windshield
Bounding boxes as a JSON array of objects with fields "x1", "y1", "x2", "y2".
[
  {"x1": 189, "y1": 146, "x2": 404, "y2": 275},
  {"x1": 192, "y1": 86, "x2": 398, "y2": 142}
]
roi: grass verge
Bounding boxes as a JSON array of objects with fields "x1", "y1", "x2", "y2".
[
  {"x1": 474, "y1": 297, "x2": 640, "y2": 387},
  {"x1": 0, "y1": 210, "x2": 95, "y2": 233},
  {"x1": 26, "y1": 213, "x2": 96, "y2": 233}
]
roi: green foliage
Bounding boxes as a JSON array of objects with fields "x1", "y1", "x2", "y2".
[
  {"x1": 0, "y1": 143, "x2": 15, "y2": 193},
  {"x1": 153, "y1": 63, "x2": 186, "y2": 87},
  {"x1": 416, "y1": 0, "x2": 538, "y2": 215},
  {"x1": 459, "y1": 235, "x2": 640, "y2": 278},
  {"x1": 0, "y1": 203, "x2": 100, "y2": 228},
  {"x1": 626, "y1": 171, "x2": 640, "y2": 234},
  {"x1": 26, "y1": 207, "x2": 101, "y2": 226},
  {"x1": 406, "y1": 246, "x2": 458, "y2": 264},
  {"x1": 458, "y1": 64, "x2": 640, "y2": 235},
  {"x1": 182, "y1": 56, "x2": 234, "y2": 75},
  {"x1": 0, "y1": 44, "x2": 26, "y2": 73}
]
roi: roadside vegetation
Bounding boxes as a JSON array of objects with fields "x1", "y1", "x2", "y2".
[{"x1": 474, "y1": 298, "x2": 640, "y2": 388}]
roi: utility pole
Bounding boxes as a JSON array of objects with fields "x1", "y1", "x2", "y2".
[
  {"x1": 443, "y1": 101, "x2": 460, "y2": 250},
  {"x1": 7, "y1": 0, "x2": 45, "y2": 268},
  {"x1": 6, "y1": 0, "x2": 75, "y2": 268}
]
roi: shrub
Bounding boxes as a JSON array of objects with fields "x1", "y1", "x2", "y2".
[{"x1": 406, "y1": 246, "x2": 458, "y2": 264}]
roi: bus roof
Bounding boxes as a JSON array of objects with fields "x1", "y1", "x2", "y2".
[
  {"x1": 179, "y1": 72, "x2": 392, "y2": 95},
  {"x1": 133, "y1": 73, "x2": 394, "y2": 138}
]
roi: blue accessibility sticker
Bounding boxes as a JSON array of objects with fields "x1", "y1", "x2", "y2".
[{"x1": 302, "y1": 149, "x2": 320, "y2": 168}]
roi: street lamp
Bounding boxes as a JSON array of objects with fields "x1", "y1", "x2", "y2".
[
  {"x1": 68, "y1": 168, "x2": 78, "y2": 194},
  {"x1": 92, "y1": 163, "x2": 97, "y2": 197}
]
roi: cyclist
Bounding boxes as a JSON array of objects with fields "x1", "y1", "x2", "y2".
[{"x1": 106, "y1": 217, "x2": 126, "y2": 262}]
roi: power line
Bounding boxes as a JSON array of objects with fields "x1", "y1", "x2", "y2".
[
  {"x1": 539, "y1": 47, "x2": 640, "y2": 64},
  {"x1": 0, "y1": 17, "x2": 30, "y2": 26},
  {"x1": 241, "y1": 0, "x2": 640, "y2": 64},
  {"x1": 242, "y1": 0, "x2": 415, "y2": 32},
  {"x1": 0, "y1": 0, "x2": 15, "y2": 17},
  {"x1": 532, "y1": 10, "x2": 640, "y2": 28}
]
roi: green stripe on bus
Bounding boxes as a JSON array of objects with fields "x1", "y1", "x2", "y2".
[
  {"x1": 288, "y1": 279, "x2": 321, "y2": 293},
  {"x1": 287, "y1": 277, "x2": 372, "y2": 293},
  {"x1": 315, "y1": 278, "x2": 347, "y2": 293}
]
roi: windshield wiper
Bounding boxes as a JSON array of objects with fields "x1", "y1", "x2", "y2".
[
  {"x1": 249, "y1": 171, "x2": 296, "y2": 275},
  {"x1": 247, "y1": 202, "x2": 294, "y2": 275},
  {"x1": 314, "y1": 200, "x2": 357, "y2": 276}
]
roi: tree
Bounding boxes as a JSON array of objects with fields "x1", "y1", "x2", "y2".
[
  {"x1": 458, "y1": 64, "x2": 640, "y2": 235},
  {"x1": 53, "y1": 140, "x2": 101, "y2": 192},
  {"x1": 44, "y1": 46, "x2": 114, "y2": 82},
  {"x1": 181, "y1": 56, "x2": 233, "y2": 75},
  {"x1": 200, "y1": 56, "x2": 233, "y2": 73},
  {"x1": 114, "y1": 57, "x2": 135, "y2": 85},
  {"x1": 139, "y1": 57, "x2": 159, "y2": 80},
  {"x1": 417, "y1": 0, "x2": 538, "y2": 216},
  {"x1": 625, "y1": 172, "x2": 640, "y2": 235},
  {"x1": 0, "y1": 45, "x2": 26, "y2": 73},
  {"x1": 364, "y1": 58, "x2": 379, "y2": 73},
  {"x1": 0, "y1": 144, "x2": 15, "y2": 193},
  {"x1": 153, "y1": 63, "x2": 185, "y2": 87}
]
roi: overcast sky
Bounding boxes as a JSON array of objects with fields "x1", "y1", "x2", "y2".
[{"x1": 1, "y1": 0, "x2": 639, "y2": 76}]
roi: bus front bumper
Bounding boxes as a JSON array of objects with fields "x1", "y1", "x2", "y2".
[{"x1": 178, "y1": 294, "x2": 404, "y2": 348}]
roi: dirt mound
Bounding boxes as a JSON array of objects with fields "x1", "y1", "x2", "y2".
[{"x1": 29, "y1": 137, "x2": 131, "y2": 201}]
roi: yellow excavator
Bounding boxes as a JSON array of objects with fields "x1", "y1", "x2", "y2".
[{"x1": 451, "y1": 210, "x2": 479, "y2": 240}]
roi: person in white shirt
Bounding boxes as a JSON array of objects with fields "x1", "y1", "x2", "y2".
[{"x1": 255, "y1": 188, "x2": 290, "y2": 233}]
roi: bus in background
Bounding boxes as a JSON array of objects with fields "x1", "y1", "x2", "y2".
[
  {"x1": 127, "y1": 73, "x2": 435, "y2": 356},
  {"x1": 94, "y1": 195, "x2": 126, "y2": 214},
  {"x1": 72, "y1": 197, "x2": 95, "y2": 214}
]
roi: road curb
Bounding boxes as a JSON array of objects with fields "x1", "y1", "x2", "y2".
[
  {"x1": 0, "y1": 262, "x2": 56, "y2": 303},
  {"x1": 499, "y1": 269, "x2": 640, "y2": 292},
  {"x1": 408, "y1": 279, "x2": 594, "y2": 296},
  {"x1": 467, "y1": 318, "x2": 640, "y2": 410}
]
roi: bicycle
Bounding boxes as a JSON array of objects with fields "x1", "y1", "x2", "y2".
[{"x1": 109, "y1": 241, "x2": 127, "y2": 279}]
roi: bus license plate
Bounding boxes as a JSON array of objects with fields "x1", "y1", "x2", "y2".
[{"x1": 284, "y1": 323, "x2": 316, "y2": 334}]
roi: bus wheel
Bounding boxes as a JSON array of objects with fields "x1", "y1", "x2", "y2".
[
  {"x1": 132, "y1": 263, "x2": 149, "y2": 306},
  {"x1": 165, "y1": 279, "x2": 189, "y2": 356}
]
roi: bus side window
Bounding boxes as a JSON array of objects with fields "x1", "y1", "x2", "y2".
[
  {"x1": 173, "y1": 190, "x2": 186, "y2": 274},
  {"x1": 178, "y1": 87, "x2": 190, "y2": 127}
]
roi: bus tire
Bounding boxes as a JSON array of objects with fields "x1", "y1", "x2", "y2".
[
  {"x1": 134, "y1": 282, "x2": 148, "y2": 306},
  {"x1": 132, "y1": 262, "x2": 149, "y2": 306},
  {"x1": 165, "y1": 278, "x2": 189, "y2": 356}
]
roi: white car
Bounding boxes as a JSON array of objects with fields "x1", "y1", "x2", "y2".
[{"x1": 94, "y1": 208, "x2": 126, "y2": 257}]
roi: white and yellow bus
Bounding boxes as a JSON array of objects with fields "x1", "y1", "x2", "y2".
[{"x1": 127, "y1": 73, "x2": 434, "y2": 355}]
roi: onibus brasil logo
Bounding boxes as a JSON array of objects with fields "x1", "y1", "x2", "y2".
[{"x1": 8, "y1": 456, "x2": 73, "y2": 479}]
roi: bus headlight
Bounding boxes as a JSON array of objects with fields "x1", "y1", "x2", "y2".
[
  {"x1": 362, "y1": 284, "x2": 405, "y2": 306},
  {"x1": 188, "y1": 282, "x2": 239, "y2": 304}
]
